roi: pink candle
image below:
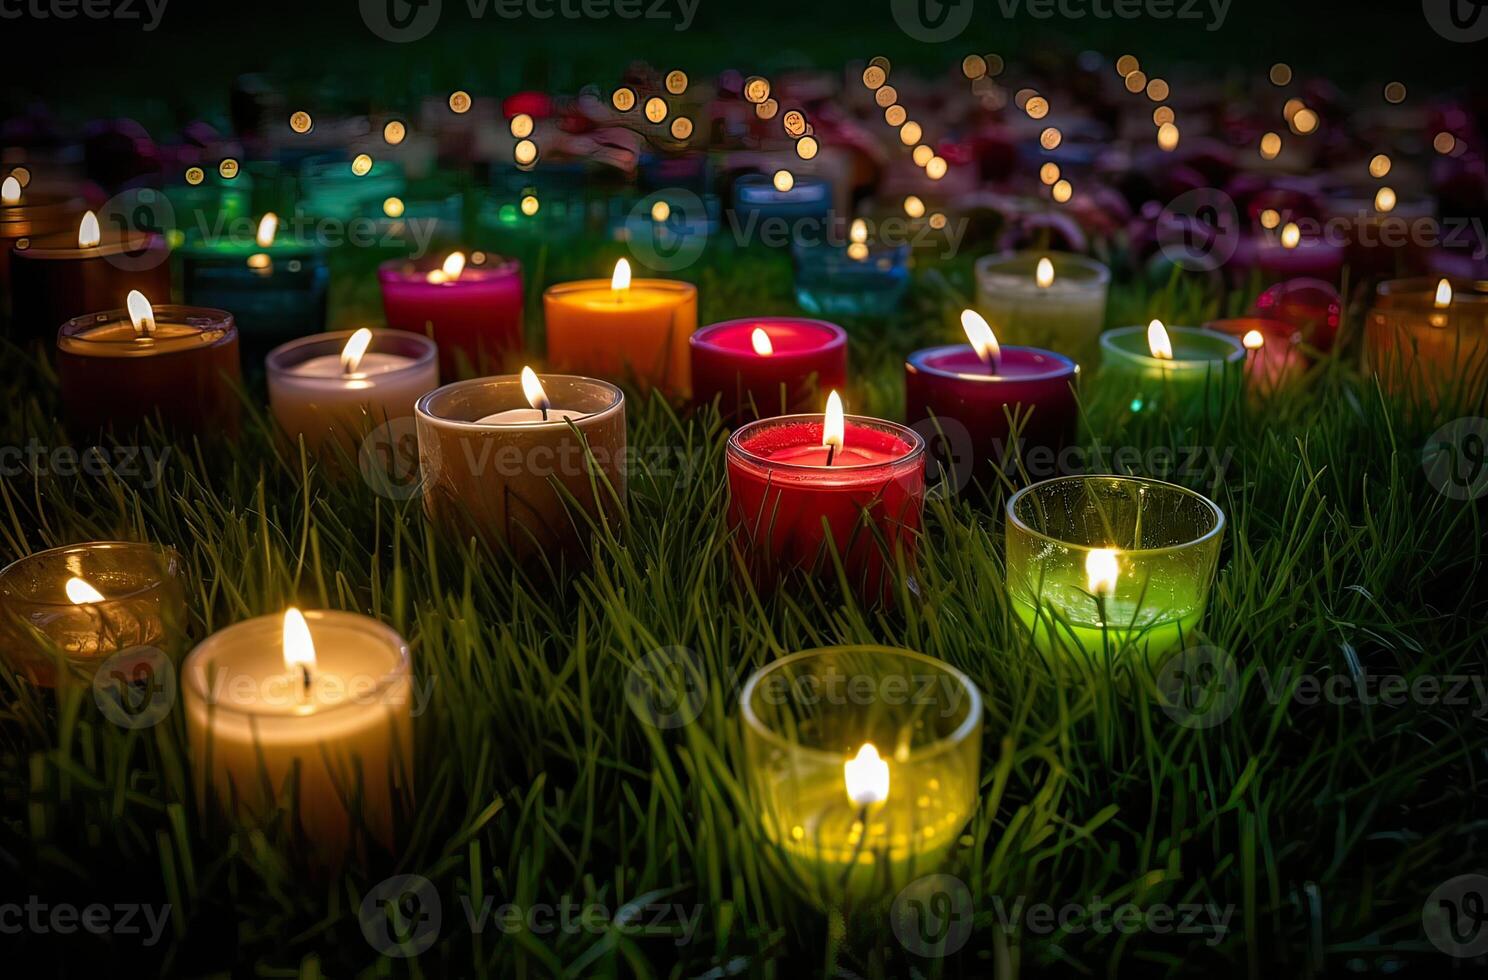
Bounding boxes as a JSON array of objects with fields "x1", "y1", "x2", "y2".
[
  {"x1": 1204, "y1": 316, "x2": 1306, "y2": 396},
  {"x1": 689, "y1": 317, "x2": 847, "y2": 423},
  {"x1": 377, "y1": 251, "x2": 523, "y2": 379}
]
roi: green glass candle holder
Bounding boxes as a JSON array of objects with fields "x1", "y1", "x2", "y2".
[
  {"x1": 1098, "y1": 324, "x2": 1244, "y2": 417},
  {"x1": 1005, "y1": 476, "x2": 1224, "y2": 669},
  {"x1": 740, "y1": 645, "x2": 982, "y2": 909}
]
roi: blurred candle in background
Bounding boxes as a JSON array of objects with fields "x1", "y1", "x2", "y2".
[
  {"x1": 974, "y1": 251, "x2": 1109, "y2": 364},
  {"x1": 0, "y1": 170, "x2": 84, "y2": 309},
  {"x1": 689, "y1": 317, "x2": 847, "y2": 423},
  {"x1": 379, "y1": 251, "x2": 524, "y2": 378}
]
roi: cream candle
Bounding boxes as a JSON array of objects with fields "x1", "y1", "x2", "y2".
[
  {"x1": 974, "y1": 251, "x2": 1110, "y2": 363},
  {"x1": 183, "y1": 608, "x2": 414, "y2": 856},
  {"x1": 266, "y1": 328, "x2": 438, "y2": 454}
]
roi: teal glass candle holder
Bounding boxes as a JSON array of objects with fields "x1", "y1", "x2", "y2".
[
  {"x1": 731, "y1": 173, "x2": 832, "y2": 231},
  {"x1": 1098, "y1": 324, "x2": 1245, "y2": 416},
  {"x1": 792, "y1": 240, "x2": 910, "y2": 317},
  {"x1": 1005, "y1": 476, "x2": 1225, "y2": 668}
]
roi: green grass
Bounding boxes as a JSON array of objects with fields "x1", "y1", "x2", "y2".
[{"x1": 1, "y1": 213, "x2": 1485, "y2": 978}]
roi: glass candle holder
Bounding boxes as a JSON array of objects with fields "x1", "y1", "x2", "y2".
[
  {"x1": 1203, "y1": 316, "x2": 1306, "y2": 398},
  {"x1": 182, "y1": 609, "x2": 413, "y2": 855},
  {"x1": 9, "y1": 227, "x2": 172, "y2": 345},
  {"x1": 58, "y1": 304, "x2": 242, "y2": 438},
  {"x1": 740, "y1": 645, "x2": 982, "y2": 907},
  {"x1": 544, "y1": 275, "x2": 697, "y2": 398},
  {"x1": 1005, "y1": 476, "x2": 1225, "y2": 667},
  {"x1": 725, "y1": 414, "x2": 925, "y2": 605},
  {"x1": 0, "y1": 184, "x2": 84, "y2": 306},
  {"x1": 266, "y1": 329, "x2": 439, "y2": 455},
  {"x1": 731, "y1": 173, "x2": 832, "y2": 229},
  {"x1": 179, "y1": 224, "x2": 329, "y2": 355},
  {"x1": 379, "y1": 253, "x2": 524, "y2": 379},
  {"x1": 0, "y1": 541, "x2": 187, "y2": 687},
  {"x1": 973, "y1": 251, "x2": 1110, "y2": 364},
  {"x1": 689, "y1": 317, "x2": 847, "y2": 423},
  {"x1": 1367, "y1": 278, "x2": 1488, "y2": 410},
  {"x1": 414, "y1": 375, "x2": 627, "y2": 567},
  {"x1": 904, "y1": 344, "x2": 1079, "y2": 489},
  {"x1": 791, "y1": 240, "x2": 910, "y2": 318},
  {"x1": 1098, "y1": 325, "x2": 1245, "y2": 416}
]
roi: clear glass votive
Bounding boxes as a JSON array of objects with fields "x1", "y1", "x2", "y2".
[
  {"x1": 974, "y1": 250, "x2": 1110, "y2": 363},
  {"x1": 1005, "y1": 476, "x2": 1224, "y2": 667},
  {"x1": 792, "y1": 241, "x2": 910, "y2": 318},
  {"x1": 740, "y1": 645, "x2": 982, "y2": 907},
  {"x1": 0, "y1": 541, "x2": 188, "y2": 685}
]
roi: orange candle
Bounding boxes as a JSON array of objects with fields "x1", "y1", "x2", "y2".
[{"x1": 543, "y1": 259, "x2": 697, "y2": 397}]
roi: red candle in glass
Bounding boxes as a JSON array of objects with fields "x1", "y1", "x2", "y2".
[
  {"x1": 904, "y1": 311, "x2": 1079, "y2": 489},
  {"x1": 1204, "y1": 316, "x2": 1306, "y2": 396},
  {"x1": 377, "y1": 251, "x2": 524, "y2": 379},
  {"x1": 725, "y1": 397, "x2": 925, "y2": 604},
  {"x1": 10, "y1": 212, "x2": 171, "y2": 345},
  {"x1": 690, "y1": 317, "x2": 847, "y2": 423}
]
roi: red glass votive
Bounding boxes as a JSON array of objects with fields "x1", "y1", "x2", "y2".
[
  {"x1": 377, "y1": 253, "x2": 524, "y2": 379},
  {"x1": 690, "y1": 317, "x2": 847, "y2": 423},
  {"x1": 904, "y1": 345, "x2": 1079, "y2": 489},
  {"x1": 725, "y1": 414, "x2": 925, "y2": 604},
  {"x1": 10, "y1": 229, "x2": 171, "y2": 345},
  {"x1": 1204, "y1": 317, "x2": 1306, "y2": 396},
  {"x1": 57, "y1": 305, "x2": 241, "y2": 438}
]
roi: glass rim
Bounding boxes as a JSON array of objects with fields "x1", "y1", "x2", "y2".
[
  {"x1": 543, "y1": 277, "x2": 697, "y2": 300},
  {"x1": 377, "y1": 252, "x2": 521, "y2": 281},
  {"x1": 1374, "y1": 277, "x2": 1488, "y2": 306},
  {"x1": 906, "y1": 343, "x2": 1078, "y2": 383},
  {"x1": 1099, "y1": 324, "x2": 1246, "y2": 369},
  {"x1": 726, "y1": 412, "x2": 926, "y2": 473},
  {"x1": 1006, "y1": 475, "x2": 1227, "y2": 555},
  {"x1": 415, "y1": 373, "x2": 624, "y2": 430},
  {"x1": 739, "y1": 645, "x2": 983, "y2": 764},
  {"x1": 265, "y1": 328, "x2": 438, "y2": 382},
  {"x1": 691, "y1": 317, "x2": 847, "y2": 358},
  {"x1": 0, "y1": 541, "x2": 181, "y2": 607},
  {"x1": 974, "y1": 249, "x2": 1111, "y2": 285},
  {"x1": 58, "y1": 305, "x2": 237, "y2": 348}
]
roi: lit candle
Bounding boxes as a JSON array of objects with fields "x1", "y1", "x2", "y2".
[
  {"x1": 689, "y1": 317, "x2": 848, "y2": 423},
  {"x1": 10, "y1": 210, "x2": 171, "y2": 344},
  {"x1": 414, "y1": 372, "x2": 627, "y2": 566},
  {"x1": 791, "y1": 217, "x2": 911, "y2": 317},
  {"x1": 1005, "y1": 476, "x2": 1225, "y2": 663},
  {"x1": 0, "y1": 169, "x2": 84, "y2": 309},
  {"x1": 1098, "y1": 319, "x2": 1245, "y2": 415},
  {"x1": 378, "y1": 250, "x2": 525, "y2": 379},
  {"x1": 725, "y1": 391, "x2": 926, "y2": 604},
  {"x1": 974, "y1": 250, "x2": 1110, "y2": 363},
  {"x1": 544, "y1": 259, "x2": 698, "y2": 397},
  {"x1": 905, "y1": 309, "x2": 1079, "y2": 488},
  {"x1": 266, "y1": 327, "x2": 439, "y2": 453},
  {"x1": 740, "y1": 645, "x2": 982, "y2": 906},
  {"x1": 1367, "y1": 277, "x2": 1488, "y2": 408},
  {"x1": 1249, "y1": 222, "x2": 1344, "y2": 283},
  {"x1": 731, "y1": 172, "x2": 833, "y2": 226},
  {"x1": 0, "y1": 541, "x2": 186, "y2": 687},
  {"x1": 57, "y1": 291, "x2": 242, "y2": 438},
  {"x1": 1203, "y1": 316, "x2": 1306, "y2": 396},
  {"x1": 179, "y1": 212, "x2": 330, "y2": 355},
  {"x1": 183, "y1": 607, "x2": 414, "y2": 856}
]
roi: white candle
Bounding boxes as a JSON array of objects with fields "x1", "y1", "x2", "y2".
[{"x1": 472, "y1": 366, "x2": 585, "y2": 424}]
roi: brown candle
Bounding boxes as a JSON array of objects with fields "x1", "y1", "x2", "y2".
[
  {"x1": 414, "y1": 374, "x2": 627, "y2": 567},
  {"x1": 57, "y1": 296, "x2": 242, "y2": 438}
]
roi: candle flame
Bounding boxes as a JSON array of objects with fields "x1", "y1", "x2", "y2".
[
  {"x1": 1280, "y1": 222, "x2": 1300, "y2": 249},
  {"x1": 823, "y1": 390, "x2": 845, "y2": 454},
  {"x1": 611, "y1": 257, "x2": 632, "y2": 293},
  {"x1": 521, "y1": 366, "x2": 551, "y2": 412},
  {"x1": 78, "y1": 211, "x2": 101, "y2": 248},
  {"x1": 1036, "y1": 256, "x2": 1055, "y2": 288},
  {"x1": 1085, "y1": 548, "x2": 1119, "y2": 597},
  {"x1": 256, "y1": 213, "x2": 278, "y2": 248},
  {"x1": 282, "y1": 606, "x2": 317, "y2": 675},
  {"x1": 961, "y1": 309, "x2": 1000, "y2": 367},
  {"x1": 1147, "y1": 319, "x2": 1173, "y2": 360},
  {"x1": 340, "y1": 328, "x2": 374, "y2": 375},
  {"x1": 442, "y1": 251, "x2": 466, "y2": 282},
  {"x1": 1242, "y1": 329, "x2": 1266, "y2": 350},
  {"x1": 0, "y1": 176, "x2": 19, "y2": 205},
  {"x1": 849, "y1": 218, "x2": 867, "y2": 244},
  {"x1": 1435, "y1": 278, "x2": 1453, "y2": 308},
  {"x1": 751, "y1": 327, "x2": 774, "y2": 356},
  {"x1": 65, "y1": 577, "x2": 105, "y2": 604},
  {"x1": 126, "y1": 290, "x2": 155, "y2": 337},
  {"x1": 843, "y1": 743, "x2": 890, "y2": 806}
]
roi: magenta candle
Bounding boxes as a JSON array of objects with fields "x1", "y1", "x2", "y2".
[
  {"x1": 377, "y1": 251, "x2": 524, "y2": 379},
  {"x1": 725, "y1": 406, "x2": 925, "y2": 604},
  {"x1": 905, "y1": 340, "x2": 1079, "y2": 489},
  {"x1": 690, "y1": 317, "x2": 847, "y2": 423}
]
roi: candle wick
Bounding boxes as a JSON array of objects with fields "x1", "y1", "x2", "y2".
[
  {"x1": 300, "y1": 664, "x2": 311, "y2": 697},
  {"x1": 825, "y1": 444, "x2": 838, "y2": 466},
  {"x1": 541, "y1": 406, "x2": 549, "y2": 422}
]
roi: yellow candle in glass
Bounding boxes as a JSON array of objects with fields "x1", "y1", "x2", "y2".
[{"x1": 543, "y1": 258, "x2": 698, "y2": 397}]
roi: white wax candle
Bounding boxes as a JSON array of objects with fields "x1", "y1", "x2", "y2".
[
  {"x1": 289, "y1": 351, "x2": 416, "y2": 379},
  {"x1": 474, "y1": 408, "x2": 586, "y2": 424}
]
